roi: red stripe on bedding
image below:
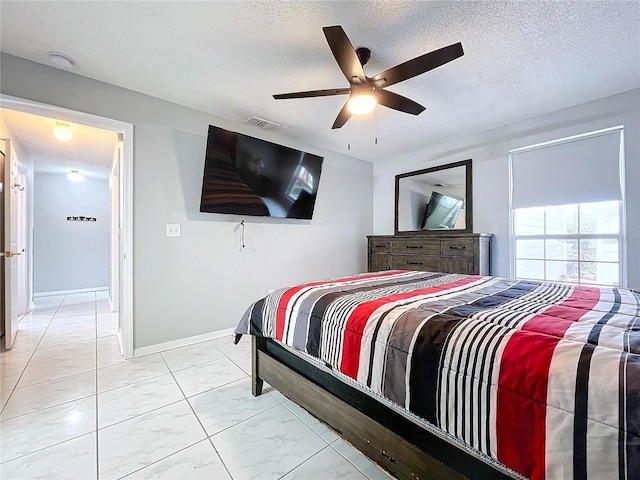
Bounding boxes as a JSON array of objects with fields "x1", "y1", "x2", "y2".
[
  {"x1": 521, "y1": 288, "x2": 601, "y2": 339},
  {"x1": 496, "y1": 288, "x2": 600, "y2": 479},
  {"x1": 274, "y1": 270, "x2": 406, "y2": 341},
  {"x1": 339, "y1": 276, "x2": 481, "y2": 378}
]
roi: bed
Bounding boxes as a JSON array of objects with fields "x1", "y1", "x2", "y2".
[{"x1": 234, "y1": 270, "x2": 640, "y2": 480}]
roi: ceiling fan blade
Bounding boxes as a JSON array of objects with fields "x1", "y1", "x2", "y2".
[
  {"x1": 322, "y1": 26, "x2": 366, "y2": 83},
  {"x1": 273, "y1": 88, "x2": 350, "y2": 99},
  {"x1": 371, "y1": 42, "x2": 464, "y2": 88},
  {"x1": 376, "y1": 89, "x2": 425, "y2": 115},
  {"x1": 332, "y1": 100, "x2": 352, "y2": 129}
]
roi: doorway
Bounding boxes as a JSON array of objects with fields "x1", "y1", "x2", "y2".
[{"x1": 0, "y1": 95, "x2": 133, "y2": 358}]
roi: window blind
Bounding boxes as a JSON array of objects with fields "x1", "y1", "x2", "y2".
[{"x1": 511, "y1": 128, "x2": 623, "y2": 209}]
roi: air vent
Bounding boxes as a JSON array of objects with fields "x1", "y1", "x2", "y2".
[{"x1": 246, "y1": 116, "x2": 280, "y2": 130}]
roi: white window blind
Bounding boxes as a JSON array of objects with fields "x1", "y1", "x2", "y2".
[{"x1": 511, "y1": 128, "x2": 623, "y2": 209}]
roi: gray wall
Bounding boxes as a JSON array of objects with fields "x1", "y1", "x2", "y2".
[
  {"x1": 33, "y1": 172, "x2": 110, "y2": 293},
  {"x1": 373, "y1": 88, "x2": 640, "y2": 288},
  {"x1": 0, "y1": 53, "x2": 374, "y2": 349}
]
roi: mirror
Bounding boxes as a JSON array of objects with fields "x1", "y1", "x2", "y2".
[{"x1": 395, "y1": 159, "x2": 472, "y2": 234}]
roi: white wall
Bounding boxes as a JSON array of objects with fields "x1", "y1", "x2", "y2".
[
  {"x1": 133, "y1": 126, "x2": 372, "y2": 346},
  {"x1": 0, "y1": 54, "x2": 374, "y2": 349},
  {"x1": 33, "y1": 172, "x2": 110, "y2": 294},
  {"x1": 373, "y1": 88, "x2": 640, "y2": 288}
]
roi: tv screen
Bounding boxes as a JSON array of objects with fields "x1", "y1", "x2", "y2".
[
  {"x1": 200, "y1": 125, "x2": 324, "y2": 219},
  {"x1": 421, "y1": 191, "x2": 464, "y2": 230}
]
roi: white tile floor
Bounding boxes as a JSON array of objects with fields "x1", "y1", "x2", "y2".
[{"x1": 0, "y1": 291, "x2": 393, "y2": 480}]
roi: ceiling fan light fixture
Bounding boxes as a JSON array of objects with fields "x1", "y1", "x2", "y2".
[
  {"x1": 348, "y1": 93, "x2": 377, "y2": 115},
  {"x1": 67, "y1": 170, "x2": 84, "y2": 182},
  {"x1": 272, "y1": 26, "x2": 463, "y2": 128},
  {"x1": 53, "y1": 122, "x2": 73, "y2": 142}
]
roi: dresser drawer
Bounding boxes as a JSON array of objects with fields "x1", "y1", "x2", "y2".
[
  {"x1": 442, "y1": 256, "x2": 474, "y2": 274},
  {"x1": 391, "y1": 255, "x2": 441, "y2": 272},
  {"x1": 391, "y1": 239, "x2": 440, "y2": 255},
  {"x1": 370, "y1": 240, "x2": 391, "y2": 253},
  {"x1": 369, "y1": 254, "x2": 391, "y2": 271},
  {"x1": 367, "y1": 234, "x2": 491, "y2": 276},
  {"x1": 442, "y1": 239, "x2": 474, "y2": 256}
]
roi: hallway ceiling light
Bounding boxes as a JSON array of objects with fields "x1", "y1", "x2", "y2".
[
  {"x1": 54, "y1": 122, "x2": 73, "y2": 142},
  {"x1": 67, "y1": 170, "x2": 84, "y2": 182}
]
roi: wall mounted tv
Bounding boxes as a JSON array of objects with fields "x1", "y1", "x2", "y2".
[
  {"x1": 420, "y1": 191, "x2": 464, "y2": 230},
  {"x1": 200, "y1": 125, "x2": 324, "y2": 219}
]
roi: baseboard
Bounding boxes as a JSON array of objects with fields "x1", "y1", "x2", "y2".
[
  {"x1": 133, "y1": 327, "x2": 236, "y2": 357},
  {"x1": 34, "y1": 286, "x2": 109, "y2": 297}
]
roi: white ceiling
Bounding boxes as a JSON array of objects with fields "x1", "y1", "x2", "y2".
[
  {"x1": 0, "y1": 108, "x2": 117, "y2": 179},
  {"x1": 0, "y1": 1, "x2": 638, "y2": 165}
]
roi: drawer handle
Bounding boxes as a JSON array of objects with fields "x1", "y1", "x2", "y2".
[
  {"x1": 381, "y1": 450, "x2": 397, "y2": 464},
  {"x1": 375, "y1": 244, "x2": 386, "y2": 248},
  {"x1": 407, "y1": 261, "x2": 423, "y2": 265},
  {"x1": 449, "y1": 246, "x2": 466, "y2": 250},
  {"x1": 405, "y1": 245, "x2": 423, "y2": 249}
]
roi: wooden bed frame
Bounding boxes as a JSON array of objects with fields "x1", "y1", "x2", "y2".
[{"x1": 250, "y1": 336, "x2": 523, "y2": 480}]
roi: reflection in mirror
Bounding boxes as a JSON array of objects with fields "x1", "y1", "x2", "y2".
[{"x1": 395, "y1": 159, "x2": 472, "y2": 234}]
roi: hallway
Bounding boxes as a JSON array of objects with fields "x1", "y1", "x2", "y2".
[
  {"x1": 1, "y1": 291, "x2": 119, "y2": 414},
  {"x1": 0, "y1": 292, "x2": 390, "y2": 479}
]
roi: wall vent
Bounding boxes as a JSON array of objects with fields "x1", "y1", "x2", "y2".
[{"x1": 246, "y1": 116, "x2": 280, "y2": 130}]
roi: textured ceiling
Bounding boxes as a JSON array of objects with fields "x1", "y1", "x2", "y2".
[
  {"x1": 0, "y1": 109, "x2": 117, "y2": 178},
  {"x1": 0, "y1": 1, "x2": 638, "y2": 164}
]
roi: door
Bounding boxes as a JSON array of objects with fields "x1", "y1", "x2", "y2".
[
  {"x1": 110, "y1": 136, "x2": 122, "y2": 313},
  {"x1": 16, "y1": 167, "x2": 29, "y2": 315},
  {"x1": 2, "y1": 139, "x2": 21, "y2": 348}
]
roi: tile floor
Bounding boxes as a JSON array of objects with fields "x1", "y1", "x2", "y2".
[{"x1": 0, "y1": 291, "x2": 393, "y2": 479}]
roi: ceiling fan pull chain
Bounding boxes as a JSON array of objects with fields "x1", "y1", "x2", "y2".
[{"x1": 375, "y1": 106, "x2": 378, "y2": 145}]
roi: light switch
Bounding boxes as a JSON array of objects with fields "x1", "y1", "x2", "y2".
[{"x1": 166, "y1": 224, "x2": 181, "y2": 237}]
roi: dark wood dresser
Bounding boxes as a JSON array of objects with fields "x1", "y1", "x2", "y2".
[{"x1": 367, "y1": 233, "x2": 492, "y2": 275}]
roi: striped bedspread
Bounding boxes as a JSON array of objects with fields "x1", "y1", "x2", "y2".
[{"x1": 235, "y1": 270, "x2": 640, "y2": 480}]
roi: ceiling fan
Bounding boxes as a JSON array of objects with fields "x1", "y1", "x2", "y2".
[{"x1": 273, "y1": 26, "x2": 464, "y2": 129}]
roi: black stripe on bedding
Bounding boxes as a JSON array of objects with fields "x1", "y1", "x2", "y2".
[
  {"x1": 588, "y1": 288, "x2": 621, "y2": 345},
  {"x1": 573, "y1": 344, "x2": 594, "y2": 480},
  {"x1": 249, "y1": 298, "x2": 265, "y2": 336},
  {"x1": 307, "y1": 292, "x2": 343, "y2": 356},
  {"x1": 409, "y1": 313, "x2": 463, "y2": 423},
  {"x1": 382, "y1": 309, "x2": 431, "y2": 406}
]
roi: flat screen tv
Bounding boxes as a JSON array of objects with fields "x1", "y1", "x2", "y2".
[
  {"x1": 420, "y1": 191, "x2": 464, "y2": 230},
  {"x1": 200, "y1": 125, "x2": 324, "y2": 219}
]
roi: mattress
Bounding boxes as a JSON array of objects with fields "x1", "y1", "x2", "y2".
[{"x1": 235, "y1": 270, "x2": 640, "y2": 480}]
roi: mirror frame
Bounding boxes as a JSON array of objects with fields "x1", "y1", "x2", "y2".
[{"x1": 394, "y1": 159, "x2": 472, "y2": 235}]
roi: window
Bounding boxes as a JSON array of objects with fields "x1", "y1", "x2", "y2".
[
  {"x1": 510, "y1": 127, "x2": 625, "y2": 287},
  {"x1": 513, "y1": 201, "x2": 621, "y2": 286}
]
